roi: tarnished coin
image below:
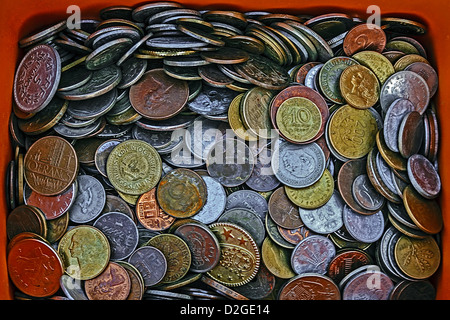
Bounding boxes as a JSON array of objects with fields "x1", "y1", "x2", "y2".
[
  {"x1": 407, "y1": 154, "x2": 441, "y2": 200},
  {"x1": 46, "y1": 212, "x2": 69, "y2": 243},
  {"x1": 157, "y1": 168, "x2": 207, "y2": 218},
  {"x1": 241, "y1": 86, "x2": 276, "y2": 139},
  {"x1": 351, "y1": 174, "x2": 385, "y2": 211},
  {"x1": 116, "y1": 261, "x2": 145, "y2": 300},
  {"x1": 233, "y1": 264, "x2": 275, "y2": 299},
  {"x1": 58, "y1": 225, "x2": 110, "y2": 280},
  {"x1": 185, "y1": 116, "x2": 227, "y2": 160},
  {"x1": 174, "y1": 222, "x2": 221, "y2": 273},
  {"x1": 245, "y1": 146, "x2": 280, "y2": 192},
  {"x1": 261, "y1": 236, "x2": 295, "y2": 279},
  {"x1": 208, "y1": 222, "x2": 260, "y2": 286},
  {"x1": 66, "y1": 88, "x2": 117, "y2": 120},
  {"x1": 376, "y1": 130, "x2": 408, "y2": 172},
  {"x1": 342, "y1": 266, "x2": 394, "y2": 300},
  {"x1": 93, "y1": 212, "x2": 138, "y2": 260},
  {"x1": 394, "y1": 235, "x2": 440, "y2": 280},
  {"x1": 8, "y1": 238, "x2": 63, "y2": 298},
  {"x1": 343, "y1": 205, "x2": 384, "y2": 243},
  {"x1": 279, "y1": 273, "x2": 340, "y2": 300},
  {"x1": 298, "y1": 191, "x2": 344, "y2": 234},
  {"x1": 225, "y1": 189, "x2": 268, "y2": 222},
  {"x1": 129, "y1": 68, "x2": 189, "y2": 120},
  {"x1": 390, "y1": 280, "x2": 436, "y2": 300},
  {"x1": 60, "y1": 274, "x2": 88, "y2": 300},
  {"x1": 291, "y1": 235, "x2": 336, "y2": 275},
  {"x1": 404, "y1": 61, "x2": 438, "y2": 98},
  {"x1": 381, "y1": 17, "x2": 427, "y2": 35},
  {"x1": 200, "y1": 47, "x2": 249, "y2": 64},
  {"x1": 352, "y1": 50, "x2": 395, "y2": 85},
  {"x1": 268, "y1": 186, "x2": 303, "y2": 229},
  {"x1": 128, "y1": 246, "x2": 167, "y2": 287},
  {"x1": 14, "y1": 45, "x2": 61, "y2": 114},
  {"x1": 146, "y1": 234, "x2": 191, "y2": 284},
  {"x1": 383, "y1": 98, "x2": 416, "y2": 153},
  {"x1": 218, "y1": 208, "x2": 265, "y2": 246},
  {"x1": 85, "y1": 262, "x2": 131, "y2": 300},
  {"x1": 86, "y1": 38, "x2": 133, "y2": 70},
  {"x1": 192, "y1": 175, "x2": 227, "y2": 224},
  {"x1": 272, "y1": 140, "x2": 326, "y2": 188},
  {"x1": 69, "y1": 175, "x2": 106, "y2": 224},
  {"x1": 339, "y1": 64, "x2": 380, "y2": 109},
  {"x1": 136, "y1": 188, "x2": 175, "y2": 231},
  {"x1": 398, "y1": 111, "x2": 424, "y2": 158},
  {"x1": 343, "y1": 23, "x2": 386, "y2": 55},
  {"x1": 227, "y1": 93, "x2": 259, "y2": 141},
  {"x1": 327, "y1": 249, "x2": 372, "y2": 284},
  {"x1": 106, "y1": 139, "x2": 162, "y2": 195},
  {"x1": 187, "y1": 85, "x2": 239, "y2": 116},
  {"x1": 24, "y1": 135, "x2": 78, "y2": 196},
  {"x1": 18, "y1": 20, "x2": 67, "y2": 48},
  {"x1": 94, "y1": 139, "x2": 121, "y2": 177},
  {"x1": 200, "y1": 275, "x2": 249, "y2": 300}
]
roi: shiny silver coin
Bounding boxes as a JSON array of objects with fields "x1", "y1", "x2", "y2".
[
  {"x1": 352, "y1": 174, "x2": 385, "y2": 211},
  {"x1": 342, "y1": 205, "x2": 384, "y2": 243},
  {"x1": 383, "y1": 98, "x2": 416, "y2": 153},
  {"x1": 68, "y1": 175, "x2": 106, "y2": 224},
  {"x1": 191, "y1": 175, "x2": 227, "y2": 224},
  {"x1": 66, "y1": 88, "x2": 117, "y2": 120},
  {"x1": 291, "y1": 235, "x2": 336, "y2": 275}
]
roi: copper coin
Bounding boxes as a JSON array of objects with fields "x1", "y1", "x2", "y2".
[
  {"x1": 7, "y1": 238, "x2": 63, "y2": 297},
  {"x1": 6, "y1": 205, "x2": 47, "y2": 240},
  {"x1": 403, "y1": 185, "x2": 443, "y2": 234},
  {"x1": 337, "y1": 159, "x2": 378, "y2": 215},
  {"x1": 84, "y1": 262, "x2": 131, "y2": 300},
  {"x1": 14, "y1": 44, "x2": 61, "y2": 114},
  {"x1": 136, "y1": 188, "x2": 176, "y2": 231},
  {"x1": 342, "y1": 267, "x2": 394, "y2": 300},
  {"x1": 278, "y1": 225, "x2": 315, "y2": 245},
  {"x1": 268, "y1": 187, "x2": 303, "y2": 229},
  {"x1": 157, "y1": 168, "x2": 207, "y2": 218},
  {"x1": 404, "y1": 62, "x2": 438, "y2": 98},
  {"x1": 327, "y1": 249, "x2": 372, "y2": 284},
  {"x1": 24, "y1": 135, "x2": 79, "y2": 196},
  {"x1": 295, "y1": 62, "x2": 321, "y2": 84},
  {"x1": 398, "y1": 111, "x2": 424, "y2": 158},
  {"x1": 200, "y1": 47, "x2": 249, "y2": 64},
  {"x1": 129, "y1": 68, "x2": 189, "y2": 120},
  {"x1": 343, "y1": 23, "x2": 386, "y2": 56},
  {"x1": 270, "y1": 85, "x2": 329, "y2": 144},
  {"x1": 279, "y1": 274, "x2": 340, "y2": 300},
  {"x1": 426, "y1": 108, "x2": 439, "y2": 162},
  {"x1": 407, "y1": 154, "x2": 441, "y2": 199}
]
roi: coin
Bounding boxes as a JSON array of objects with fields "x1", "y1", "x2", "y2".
[
  {"x1": 291, "y1": 235, "x2": 336, "y2": 275},
  {"x1": 261, "y1": 236, "x2": 295, "y2": 279},
  {"x1": 218, "y1": 207, "x2": 265, "y2": 246},
  {"x1": 225, "y1": 189, "x2": 268, "y2": 222},
  {"x1": 398, "y1": 111, "x2": 424, "y2": 158},
  {"x1": 146, "y1": 234, "x2": 191, "y2": 284},
  {"x1": 24, "y1": 135, "x2": 78, "y2": 196},
  {"x1": 128, "y1": 246, "x2": 167, "y2": 287},
  {"x1": 376, "y1": 130, "x2": 408, "y2": 172},
  {"x1": 327, "y1": 249, "x2": 372, "y2": 284},
  {"x1": 351, "y1": 174, "x2": 385, "y2": 211},
  {"x1": 14, "y1": 45, "x2": 61, "y2": 114},
  {"x1": 115, "y1": 261, "x2": 145, "y2": 300},
  {"x1": 207, "y1": 222, "x2": 260, "y2": 286},
  {"x1": 58, "y1": 225, "x2": 110, "y2": 280},
  {"x1": 268, "y1": 186, "x2": 303, "y2": 229},
  {"x1": 342, "y1": 266, "x2": 394, "y2": 300},
  {"x1": 136, "y1": 188, "x2": 176, "y2": 231},
  {"x1": 404, "y1": 62, "x2": 438, "y2": 98},
  {"x1": 343, "y1": 23, "x2": 386, "y2": 55},
  {"x1": 245, "y1": 146, "x2": 281, "y2": 192},
  {"x1": 343, "y1": 205, "x2": 384, "y2": 243},
  {"x1": 60, "y1": 274, "x2": 88, "y2": 300},
  {"x1": 200, "y1": 275, "x2": 249, "y2": 300},
  {"x1": 19, "y1": 20, "x2": 67, "y2": 48},
  {"x1": 69, "y1": 175, "x2": 106, "y2": 224},
  {"x1": 339, "y1": 64, "x2": 380, "y2": 109},
  {"x1": 85, "y1": 262, "x2": 131, "y2": 300},
  {"x1": 279, "y1": 273, "x2": 340, "y2": 300},
  {"x1": 187, "y1": 84, "x2": 239, "y2": 116},
  {"x1": 407, "y1": 154, "x2": 441, "y2": 200},
  {"x1": 383, "y1": 98, "x2": 416, "y2": 153},
  {"x1": 200, "y1": 47, "x2": 249, "y2": 64},
  {"x1": 241, "y1": 86, "x2": 276, "y2": 139},
  {"x1": 8, "y1": 238, "x2": 63, "y2": 297},
  {"x1": 157, "y1": 168, "x2": 207, "y2": 218},
  {"x1": 389, "y1": 280, "x2": 436, "y2": 300},
  {"x1": 106, "y1": 139, "x2": 162, "y2": 195},
  {"x1": 227, "y1": 93, "x2": 258, "y2": 141}
]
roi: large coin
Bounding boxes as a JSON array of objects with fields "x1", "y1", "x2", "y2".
[
  {"x1": 14, "y1": 44, "x2": 61, "y2": 114},
  {"x1": 343, "y1": 205, "x2": 384, "y2": 243},
  {"x1": 84, "y1": 262, "x2": 131, "y2": 300},
  {"x1": 339, "y1": 64, "x2": 380, "y2": 109},
  {"x1": 291, "y1": 235, "x2": 336, "y2": 274},
  {"x1": 106, "y1": 139, "x2": 162, "y2": 195},
  {"x1": 279, "y1": 274, "x2": 340, "y2": 300},
  {"x1": 128, "y1": 246, "x2": 167, "y2": 287},
  {"x1": 24, "y1": 136, "x2": 79, "y2": 196}
]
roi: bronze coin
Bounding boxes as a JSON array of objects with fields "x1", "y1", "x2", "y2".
[
  {"x1": 6, "y1": 205, "x2": 47, "y2": 240},
  {"x1": 157, "y1": 168, "x2": 207, "y2": 218},
  {"x1": 398, "y1": 111, "x2": 424, "y2": 158},
  {"x1": 407, "y1": 154, "x2": 441, "y2": 200},
  {"x1": 337, "y1": 159, "x2": 379, "y2": 215},
  {"x1": 200, "y1": 47, "x2": 249, "y2": 64},
  {"x1": 129, "y1": 68, "x2": 189, "y2": 120},
  {"x1": 295, "y1": 62, "x2": 321, "y2": 84},
  {"x1": 403, "y1": 185, "x2": 443, "y2": 234},
  {"x1": 136, "y1": 188, "x2": 176, "y2": 231},
  {"x1": 24, "y1": 136, "x2": 79, "y2": 196},
  {"x1": 14, "y1": 44, "x2": 61, "y2": 114},
  {"x1": 268, "y1": 187, "x2": 303, "y2": 229},
  {"x1": 279, "y1": 274, "x2": 340, "y2": 300},
  {"x1": 376, "y1": 130, "x2": 408, "y2": 172},
  {"x1": 343, "y1": 23, "x2": 386, "y2": 56},
  {"x1": 426, "y1": 108, "x2": 439, "y2": 163},
  {"x1": 277, "y1": 225, "x2": 315, "y2": 245},
  {"x1": 84, "y1": 262, "x2": 131, "y2": 300},
  {"x1": 327, "y1": 249, "x2": 372, "y2": 284},
  {"x1": 404, "y1": 62, "x2": 438, "y2": 98}
]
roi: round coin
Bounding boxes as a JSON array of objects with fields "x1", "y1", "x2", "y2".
[
  {"x1": 352, "y1": 174, "x2": 385, "y2": 211},
  {"x1": 69, "y1": 175, "x2": 106, "y2": 224},
  {"x1": 191, "y1": 175, "x2": 227, "y2": 224},
  {"x1": 291, "y1": 235, "x2": 336, "y2": 275},
  {"x1": 128, "y1": 246, "x2": 167, "y2": 287},
  {"x1": 407, "y1": 154, "x2": 441, "y2": 199},
  {"x1": 343, "y1": 23, "x2": 386, "y2": 55},
  {"x1": 279, "y1": 274, "x2": 340, "y2": 300},
  {"x1": 136, "y1": 188, "x2": 176, "y2": 231},
  {"x1": 268, "y1": 186, "x2": 303, "y2": 229},
  {"x1": 398, "y1": 111, "x2": 424, "y2": 158},
  {"x1": 339, "y1": 64, "x2": 380, "y2": 109},
  {"x1": 84, "y1": 262, "x2": 131, "y2": 300},
  {"x1": 342, "y1": 267, "x2": 394, "y2": 300},
  {"x1": 343, "y1": 205, "x2": 384, "y2": 243}
]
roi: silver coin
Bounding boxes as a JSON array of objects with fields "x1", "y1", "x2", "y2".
[
  {"x1": 342, "y1": 205, "x2": 384, "y2": 243},
  {"x1": 117, "y1": 57, "x2": 147, "y2": 89},
  {"x1": 162, "y1": 138, "x2": 205, "y2": 168},
  {"x1": 146, "y1": 36, "x2": 209, "y2": 49},
  {"x1": 132, "y1": 125, "x2": 173, "y2": 150},
  {"x1": 245, "y1": 146, "x2": 281, "y2": 192},
  {"x1": 187, "y1": 85, "x2": 239, "y2": 116},
  {"x1": 128, "y1": 246, "x2": 167, "y2": 287},
  {"x1": 67, "y1": 88, "x2": 117, "y2": 120},
  {"x1": 304, "y1": 64, "x2": 323, "y2": 89},
  {"x1": 60, "y1": 275, "x2": 88, "y2": 300},
  {"x1": 298, "y1": 190, "x2": 344, "y2": 234},
  {"x1": 53, "y1": 117, "x2": 104, "y2": 139},
  {"x1": 218, "y1": 207, "x2": 266, "y2": 246},
  {"x1": 185, "y1": 116, "x2": 227, "y2": 160},
  {"x1": 380, "y1": 70, "x2": 430, "y2": 115},
  {"x1": 192, "y1": 175, "x2": 226, "y2": 224},
  {"x1": 91, "y1": 28, "x2": 140, "y2": 49},
  {"x1": 95, "y1": 139, "x2": 121, "y2": 177},
  {"x1": 69, "y1": 175, "x2": 106, "y2": 224},
  {"x1": 376, "y1": 152, "x2": 399, "y2": 196},
  {"x1": 85, "y1": 38, "x2": 133, "y2": 70},
  {"x1": 60, "y1": 113, "x2": 99, "y2": 128},
  {"x1": 290, "y1": 235, "x2": 336, "y2": 275},
  {"x1": 352, "y1": 174, "x2": 385, "y2": 211},
  {"x1": 107, "y1": 93, "x2": 132, "y2": 117},
  {"x1": 271, "y1": 140, "x2": 326, "y2": 188},
  {"x1": 383, "y1": 98, "x2": 416, "y2": 153},
  {"x1": 265, "y1": 212, "x2": 295, "y2": 249},
  {"x1": 377, "y1": 226, "x2": 405, "y2": 282},
  {"x1": 96, "y1": 123, "x2": 132, "y2": 139},
  {"x1": 58, "y1": 65, "x2": 93, "y2": 92},
  {"x1": 225, "y1": 189, "x2": 268, "y2": 222},
  {"x1": 206, "y1": 138, "x2": 255, "y2": 187},
  {"x1": 342, "y1": 266, "x2": 394, "y2": 300},
  {"x1": 137, "y1": 114, "x2": 196, "y2": 131},
  {"x1": 407, "y1": 153, "x2": 441, "y2": 199},
  {"x1": 387, "y1": 229, "x2": 415, "y2": 281}
]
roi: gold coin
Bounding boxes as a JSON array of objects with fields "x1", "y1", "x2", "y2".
[
  {"x1": 276, "y1": 97, "x2": 322, "y2": 143},
  {"x1": 328, "y1": 104, "x2": 378, "y2": 159},
  {"x1": 261, "y1": 237, "x2": 295, "y2": 279},
  {"x1": 284, "y1": 169, "x2": 334, "y2": 209},
  {"x1": 241, "y1": 86, "x2": 276, "y2": 139},
  {"x1": 394, "y1": 235, "x2": 440, "y2": 279},
  {"x1": 352, "y1": 50, "x2": 395, "y2": 85},
  {"x1": 376, "y1": 131, "x2": 407, "y2": 171},
  {"x1": 207, "y1": 222, "x2": 260, "y2": 286},
  {"x1": 106, "y1": 140, "x2": 162, "y2": 195},
  {"x1": 227, "y1": 93, "x2": 258, "y2": 141},
  {"x1": 57, "y1": 225, "x2": 110, "y2": 280},
  {"x1": 393, "y1": 54, "x2": 430, "y2": 71},
  {"x1": 340, "y1": 65, "x2": 380, "y2": 109}
]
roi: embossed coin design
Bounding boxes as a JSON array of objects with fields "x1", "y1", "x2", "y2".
[
  {"x1": 136, "y1": 188, "x2": 175, "y2": 231},
  {"x1": 128, "y1": 246, "x2": 167, "y2": 287},
  {"x1": 69, "y1": 175, "x2": 106, "y2": 224},
  {"x1": 279, "y1": 274, "x2": 340, "y2": 300},
  {"x1": 84, "y1": 262, "x2": 131, "y2": 300},
  {"x1": 291, "y1": 235, "x2": 336, "y2": 275}
]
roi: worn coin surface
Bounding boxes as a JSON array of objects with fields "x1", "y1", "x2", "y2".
[
  {"x1": 268, "y1": 186, "x2": 303, "y2": 229},
  {"x1": 279, "y1": 273, "x2": 340, "y2": 300},
  {"x1": 352, "y1": 174, "x2": 385, "y2": 211},
  {"x1": 261, "y1": 236, "x2": 295, "y2": 279},
  {"x1": 84, "y1": 262, "x2": 131, "y2": 300},
  {"x1": 136, "y1": 188, "x2": 175, "y2": 231},
  {"x1": 398, "y1": 111, "x2": 424, "y2": 158},
  {"x1": 383, "y1": 98, "x2": 416, "y2": 153},
  {"x1": 342, "y1": 267, "x2": 394, "y2": 300},
  {"x1": 291, "y1": 235, "x2": 336, "y2": 275},
  {"x1": 128, "y1": 246, "x2": 167, "y2": 287},
  {"x1": 191, "y1": 175, "x2": 227, "y2": 224},
  {"x1": 407, "y1": 154, "x2": 441, "y2": 199},
  {"x1": 327, "y1": 249, "x2": 372, "y2": 284},
  {"x1": 343, "y1": 23, "x2": 386, "y2": 55},
  {"x1": 339, "y1": 64, "x2": 380, "y2": 109},
  {"x1": 69, "y1": 175, "x2": 106, "y2": 224},
  {"x1": 343, "y1": 205, "x2": 384, "y2": 243}
]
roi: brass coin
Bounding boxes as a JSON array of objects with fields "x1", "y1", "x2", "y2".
[
  {"x1": 394, "y1": 54, "x2": 430, "y2": 72},
  {"x1": 106, "y1": 139, "x2": 162, "y2": 195},
  {"x1": 328, "y1": 104, "x2": 378, "y2": 159},
  {"x1": 227, "y1": 93, "x2": 258, "y2": 141},
  {"x1": 276, "y1": 97, "x2": 322, "y2": 143},
  {"x1": 207, "y1": 222, "x2": 260, "y2": 286},
  {"x1": 57, "y1": 225, "x2": 110, "y2": 280},
  {"x1": 340, "y1": 65, "x2": 380, "y2": 109},
  {"x1": 200, "y1": 47, "x2": 249, "y2": 64},
  {"x1": 241, "y1": 86, "x2": 276, "y2": 139},
  {"x1": 24, "y1": 136, "x2": 79, "y2": 196},
  {"x1": 352, "y1": 50, "x2": 395, "y2": 85},
  {"x1": 376, "y1": 130, "x2": 407, "y2": 172},
  {"x1": 261, "y1": 236, "x2": 295, "y2": 279},
  {"x1": 156, "y1": 168, "x2": 207, "y2": 218},
  {"x1": 395, "y1": 235, "x2": 440, "y2": 279}
]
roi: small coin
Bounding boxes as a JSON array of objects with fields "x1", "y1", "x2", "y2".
[
  {"x1": 407, "y1": 154, "x2": 441, "y2": 200},
  {"x1": 291, "y1": 235, "x2": 336, "y2": 275},
  {"x1": 69, "y1": 175, "x2": 106, "y2": 224},
  {"x1": 339, "y1": 64, "x2": 380, "y2": 109},
  {"x1": 351, "y1": 174, "x2": 385, "y2": 211},
  {"x1": 225, "y1": 189, "x2": 268, "y2": 222},
  {"x1": 343, "y1": 23, "x2": 386, "y2": 55},
  {"x1": 128, "y1": 246, "x2": 167, "y2": 287},
  {"x1": 187, "y1": 85, "x2": 239, "y2": 116},
  {"x1": 85, "y1": 262, "x2": 131, "y2": 300},
  {"x1": 343, "y1": 205, "x2": 384, "y2": 243},
  {"x1": 136, "y1": 188, "x2": 175, "y2": 231},
  {"x1": 327, "y1": 249, "x2": 372, "y2": 284}
]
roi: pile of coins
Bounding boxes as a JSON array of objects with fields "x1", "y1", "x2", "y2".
[{"x1": 7, "y1": 2, "x2": 441, "y2": 300}]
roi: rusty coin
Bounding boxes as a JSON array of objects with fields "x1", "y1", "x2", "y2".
[
  {"x1": 84, "y1": 262, "x2": 131, "y2": 300},
  {"x1": 136, "y1": 188, "x2": 176, "y2": 231}
]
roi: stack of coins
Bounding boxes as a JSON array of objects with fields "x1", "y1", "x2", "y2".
[{"x1": 7, "y1": 2, "x2": 440, "y2": 301}]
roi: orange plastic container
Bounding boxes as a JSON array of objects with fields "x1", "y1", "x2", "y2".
[{"x1": 1, "y1": 0, "x2": 449, "y2": 300}]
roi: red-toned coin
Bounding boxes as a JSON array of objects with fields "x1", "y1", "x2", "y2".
[
  {"x1": 136, "y1": 188, "x2": 176, "y2": 231},
  {"x1": 343, "y1": 24, "x2": 386, "y2": 56},
  {"x1": 8, "y1": 238, "x2": 63, "y2": 297},
  {"x1": 327, "y1": 249, "x2": 372, "y2": 284},
  {"x1": 279, "y1": 274, "x2": 340, "y2": 300},
  {"x1": 84, "y1": 262, "x2": 131, "y2": 300}
]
